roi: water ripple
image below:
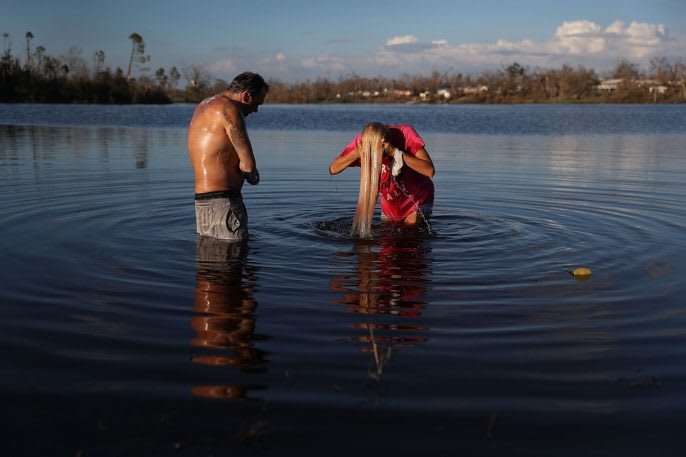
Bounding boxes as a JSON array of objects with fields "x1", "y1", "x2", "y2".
[{"x1": 2, "y1": 121, "x2": 686, "y2": 456}]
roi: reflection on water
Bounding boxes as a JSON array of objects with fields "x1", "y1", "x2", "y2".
[
  {"x1": 331, "y1": 228, "x2": 431, "y2": 382},
  {"x1": 191, "y1": 236, "x2": 267, "y2": 399}
]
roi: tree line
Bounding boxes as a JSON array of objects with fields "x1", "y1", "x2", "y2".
[
  {"x1": 268, "y1": 58, "x2": 686, "y2": 104},
  {"x1": 2, "y1": 31, "x2": 685, "y2": 104}
]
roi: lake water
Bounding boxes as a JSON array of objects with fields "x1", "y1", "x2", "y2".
[{"x1": 1, "y1": 103, "x2": 685, "y2": 456}]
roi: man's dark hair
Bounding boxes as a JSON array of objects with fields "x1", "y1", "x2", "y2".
[{"x1": 228, "y1": 72, "x2": 269, "y2": 96}]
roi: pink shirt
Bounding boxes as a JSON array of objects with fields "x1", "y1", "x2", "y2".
[{"x1": 338, "y1": 125, "x2": 434, "y2": 221}]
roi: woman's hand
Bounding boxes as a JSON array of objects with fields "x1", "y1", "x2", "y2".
[{"x1": 382, "y1": 139, "x2": 395, "y2": 157}]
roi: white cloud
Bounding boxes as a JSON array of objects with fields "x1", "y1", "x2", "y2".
[
  {"x1": 364, "y1": 19, "x2": 683, "y2": 75},
  {"x1": 266, "y1": 19, "x2": 685, "y2": 81},
  {"x1": 386, "y1": 35, "x2": 418, "y2": 47},
  {"x1": 301, "y1": 55, "x2": 345, "y2": 71},
  {"x1": 605, "y1": 20, "x2": 625, "y2": 35},
  {"x1": 623, "y1": 21, "x2": 669, "y2": 56},
  {"x1": 552, "y1": 20, "x2": 606, "y2": 54},
  {"x1": 558, "y1": 19, "x2": 670, "y2": 57},
  {"x1": 384, "y1": 34, "x2": 436, "y2": 53}
]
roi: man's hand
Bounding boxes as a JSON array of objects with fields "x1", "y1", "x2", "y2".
[{"x1": 243, "y1": 168, "x2": 260, "y2": 185}]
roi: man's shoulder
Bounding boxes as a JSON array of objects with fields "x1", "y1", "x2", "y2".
[
  {"x1": 195, "y1": 94, "x2": 240, "y2": 119},
  {"x1": 203, "y1": 93, "x2": 235, "y2": 109}
]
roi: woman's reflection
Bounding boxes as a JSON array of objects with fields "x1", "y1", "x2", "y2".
[
  {"x1": 191, "y1": 236, "x2": 266, "y2": 399},
  {"x1": 331, "y1": 231, "x2": 431, "y2": 382}
]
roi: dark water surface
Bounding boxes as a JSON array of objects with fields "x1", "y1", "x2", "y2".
[{"x1": 1, "y1": 103, "x2": 686, "y2": 456}]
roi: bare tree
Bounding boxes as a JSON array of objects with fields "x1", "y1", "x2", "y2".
[
  {"x1": 169, "y1": 66, "x2": 180, "y2": 90},
  {"x1": 34, "y1": 45, "x2": 45, "y2": 75},
  {"x1": 650, "y1": 57, "x2": 673, "y2": 84},
  {"x1": 613, "y1": 58, "x2": 640, "y2": 81},
  {"x1": 675, "y1": 59, "x2": 686, "y2": 99},
  {"x1": 62, "y1": 46, "x2": 88, "y2": 79},
  {"x1": 2, "y1": 32, "x2": 10, "y2": 57},
  {"x1": 42, "y1": 55, "x2": 59, "y2": 79},
  {"x1": 155, "y1": 67, "x2": 168, "y2": 88},
  {"x1": 182, "y1": 64, "x2": 210, "y2": 89},
  {"x1": 94, "y1": 49, "x2": 105, "y2": 74},
  {"x1": 502, "y1": 62, "x2": 526, "y2": 96}
]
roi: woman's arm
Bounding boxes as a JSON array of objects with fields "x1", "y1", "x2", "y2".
[
  {"x1": 329, "y1": 146, "x2": 361, "y2": 175},
  {"x1": 401, "y1": 147, "x2": 435, "y2": 178}
]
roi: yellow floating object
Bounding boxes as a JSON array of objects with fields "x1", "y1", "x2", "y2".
[{"x1": 572, "y1": 267, "x2": 592, "y2": 278}]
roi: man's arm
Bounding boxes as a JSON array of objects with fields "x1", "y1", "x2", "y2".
[{"x1": 224, "y1": 103, "x2": 259, "y2": 184}]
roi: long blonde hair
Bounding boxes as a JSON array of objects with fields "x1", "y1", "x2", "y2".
[{"x1": 351, "y1": 122, "x2": 387, "y2": 238}]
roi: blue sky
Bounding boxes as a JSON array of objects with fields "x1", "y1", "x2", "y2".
[{"x1": 4, "y1": 0, "x2": 686, "y2": 83}]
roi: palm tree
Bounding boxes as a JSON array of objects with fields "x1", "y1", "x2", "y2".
[
  {"x1": 25, "y1": 31, "x2": 33, "y2": 70},
  {"x1": 127, "y1": 33, "x2": 143, "y2": 78}
]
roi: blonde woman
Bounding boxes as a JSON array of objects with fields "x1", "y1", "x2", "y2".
[{"x1": 329, "y1": 122, "x2": 435, "y2": 236}]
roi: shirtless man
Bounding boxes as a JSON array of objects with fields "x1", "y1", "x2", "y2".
[{"x1": 187, "y1": 72, "x2": 269, "y2": 240}]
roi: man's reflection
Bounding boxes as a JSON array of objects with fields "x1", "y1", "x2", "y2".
[
  {"x1": 331, "y1": 231, "x2": 432, "y2": 382},
  {"x1": 191, "y1": 236, "x2": 266, "y2": 399}
]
